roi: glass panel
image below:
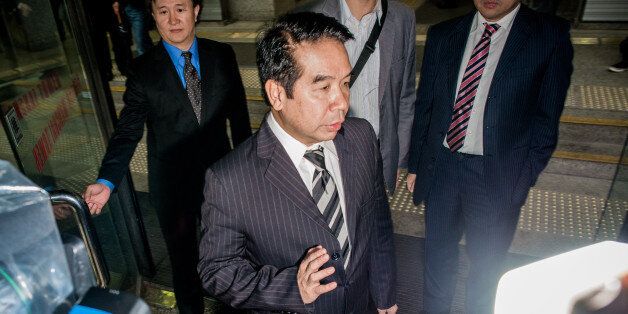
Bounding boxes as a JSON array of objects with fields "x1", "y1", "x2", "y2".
[
  {"x1": 596, "y1": 138, "x2": 628, "y2": 241},
  {"x1": 0, "y1": 114, "x2": 18, "y2": 165},
  {"x1": 0, "y1": 0, "x2": 138, "y2": 289}
]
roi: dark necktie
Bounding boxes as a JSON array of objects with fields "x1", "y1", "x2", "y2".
[
  {"x1": 446, "y1": 23, "x2": 500, "y2": 152},
  {"x1": 304, "y1": 146, "x2": 350, "y2": 268},
  {"x1": 182, "y1": 51, "x2": 202, "y2": 123}
]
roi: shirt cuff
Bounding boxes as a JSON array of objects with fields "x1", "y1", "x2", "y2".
[{"x1": 96, "y1": 179, "x2": 115, "y2": 191}]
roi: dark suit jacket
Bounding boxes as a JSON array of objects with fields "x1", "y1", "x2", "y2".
[
  {"x1": 295, "y1": 0, "x2": 416, "y2": 192},
  {"x1": 408, "y1": 5, "x2": 573, "y2": 208},
  {"x1": 198, "y1": 118, "x2": 396, "y2": 313},
  {"x1": 98, "y1": 38, "x2": 251, "y2": 210}
]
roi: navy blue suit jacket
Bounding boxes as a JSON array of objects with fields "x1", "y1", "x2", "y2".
[
  {"x1": 408, "y1": 5, "x2": 573, "y2": 208},
  {"x1": 198, "y1": 118, "x2": 396, "y2": 313}
]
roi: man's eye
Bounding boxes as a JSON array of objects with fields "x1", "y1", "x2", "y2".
[
  {"x1": 159, "y1": 10, "x2": 167, "y2": 15},
  {"x1": 177, "y1": 8, "x2": 185, "y2": 13},
  {"x1": 321, "y1": 85, "x2": 330, "y2": 90}
]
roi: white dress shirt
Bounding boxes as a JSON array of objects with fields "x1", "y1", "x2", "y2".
[
  {"x1": 444, "y1": 4, "x2": 520, "y2": 155},
  {"x1": 267, "y1": 113, "x2": 351, "y2": 250},
  {"x1": 341, "y1": 0, "x2": 381, "y2": 137}
]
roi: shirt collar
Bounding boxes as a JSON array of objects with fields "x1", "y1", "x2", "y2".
[
  {"x1": 471, "y1": 3, "x2": 520, "y2": 33},
  {"x1": 267, "y1": 113, "x2": 337, "y2": 168},
  {"x1": 162, "y1": 37, "x2": 199, "y2": 65},
  {"x1": 340, "y1": 0, "x2": 382, "y2": 25}
]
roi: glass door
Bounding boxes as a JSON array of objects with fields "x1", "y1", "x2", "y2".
[{"x1": 0, "y1": 0, "x2": 151, "y2": 290}]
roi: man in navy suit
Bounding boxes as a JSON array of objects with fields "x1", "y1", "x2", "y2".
[
  {"x1": 198, "y1": 12, "x2": 397, "y2": 314},
  {"x1": 406, "y1": 0, "x2": 573, "y2": 313}
]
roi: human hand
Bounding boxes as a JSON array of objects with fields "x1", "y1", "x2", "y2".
[
  {"x1": 406, "y1": 173, "x2": 416, "y2": 193},
  {"x1": 297, "y1": 246, "x2": 337, "y2": 304},
  {"x1": 83, "y1": 183, "x2": 111, "y2": 215},
  {"x1": 17, "y1": 3, "x2": 32, "y2": 17},
  {"x1": 396, "y1": 168, "x2": 402, "y2": 190},
  {"x1": 378, "y1": 304, "x2": 398, "y2": 314}
]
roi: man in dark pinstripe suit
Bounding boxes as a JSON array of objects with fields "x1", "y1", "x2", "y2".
[
  {"x1": 406, "y1": 0, "x2": 573, "y2": 313},
  {"x1": 198, "y1": 12, "x2": 398, "y2": 314}
]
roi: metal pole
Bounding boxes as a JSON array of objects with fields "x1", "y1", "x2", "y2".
[{"x1": 50, "y1": 190, "x2": 110, "y2": 287}]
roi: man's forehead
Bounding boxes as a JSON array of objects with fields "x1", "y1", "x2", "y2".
[
  {"x1": 154, "y1": 0, "x2": 192, "y2": 7},
  {"x1": 293, "y1": 39, "x2": 350, "y2": 79}
]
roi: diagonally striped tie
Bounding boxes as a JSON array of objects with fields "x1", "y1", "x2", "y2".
[
  {"x1": 446, "y1": 23, "x2": 500, "y2": 152},
  {"x1": 304, "y1": 146, "x2": 351, "y2": 268}
]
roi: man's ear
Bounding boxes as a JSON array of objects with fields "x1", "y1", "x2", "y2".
[
  {"x1": 194, "y1": 4, "x2": 200, "y2": 22},
  {"x1": 264, "y1": 80, "x2": 285, "y2": 111}
]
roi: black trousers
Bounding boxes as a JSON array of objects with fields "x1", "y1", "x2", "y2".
[
  {"x1": 620, "y1": 37, "x2": 628, "y2": 63},
  {"x1": 155, "y1": 202, "x2": 204, "y2": 314},
  {"x1": 423, "y1": 147, "x2": 522, "y2": 314}
]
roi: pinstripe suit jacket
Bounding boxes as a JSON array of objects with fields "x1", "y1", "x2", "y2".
[
  {"x1": 198, "y1": 118, "x2": 396, "y2": 313},
  {"x1": 408, "y1": 5, "x2": 573, "y2": 208}
]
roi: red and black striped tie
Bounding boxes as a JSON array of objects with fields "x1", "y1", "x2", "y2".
[{"x1": 446, "y1": 23, "x2": 500, "y2": 152}]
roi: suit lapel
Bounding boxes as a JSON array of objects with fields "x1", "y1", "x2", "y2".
[
  {"x1": 156, "y1": 41, "x2": 200, "y2": 125},
  {"x1": 257, "y1": 120, "x2": 330, "y2": 231},
  {"x1": 198, "y1": 40, "x2": 217, "y2": 124},
  {"x1": 445, "y1": 14, "x2": 474, "y2": 109},
  {"x1": 378, "y1": 6, "x2": 395, "y2": 106},
  {"x1": 332, "y1": 128, "x2": 358, "y2": 247},
  {"x1": 492, "y1": 6, "x2": 533, "y2": 83}
]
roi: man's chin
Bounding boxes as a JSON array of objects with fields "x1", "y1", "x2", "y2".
[{"x1": 324, "y1": 131, "x2": 340, "y2": 141}]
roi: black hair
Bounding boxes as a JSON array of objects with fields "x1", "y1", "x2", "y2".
[
  {"x1": 147, "y1": 0, "x2": 201, "y2": 11},
  {"x1": 256, "y1": 12, "x2": 354, "y2": 99}
]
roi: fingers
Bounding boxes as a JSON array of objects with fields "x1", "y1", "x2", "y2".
[
  {"x1": 304, "y1": 249, "x2": 329, "y2": 276},
  {"x1": 312, "y1": 280, "x2": 337, "y2": 295},
  {"x1": 83, "y1": 185, "x2": 98, "y2": 201},
  {"x1": 83, "y1": 184, "x2": 111, "y2": 215},
  {"x1": 406, "y1": 174, "x2": 416, "y2": 193},
  {"x1": 87, "y1": 201, "x2": 103, "y2": 215},
  {"x1": 297, "y1": 246, "x2": 337, "y2": 304},
  {"x1": 378, "y1": 304, "x2": 398, "y2": 314},
  {"x1": 308, "y1": 265, "x2": 335, "y2": 283},
  {"x1": 299, "y1": 246, "x2": 326, "y2": 273}
]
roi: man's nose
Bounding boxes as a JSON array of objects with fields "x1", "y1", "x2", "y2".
[
  {"x1": 332, "y1": 88, "x2": 349, "y2": 112},
  {"x1": 168, "y1": 13, "x2": 177, "y2": 25}
]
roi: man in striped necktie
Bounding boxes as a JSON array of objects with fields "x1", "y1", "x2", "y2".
[
  {"x1": 198, "y1": 12, "x2": 397, "y2": 314},
  {"x1": 406, "y1": 0, "x2": 573, "y2": 313}
]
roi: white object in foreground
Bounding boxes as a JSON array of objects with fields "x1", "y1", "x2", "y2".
[{"x1": 495, "y1": 241, "x2": 628, "y2": 314}]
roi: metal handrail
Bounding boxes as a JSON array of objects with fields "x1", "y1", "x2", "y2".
[{"x1": 49, "y1": 190, "x2": 109, "y2": 287}]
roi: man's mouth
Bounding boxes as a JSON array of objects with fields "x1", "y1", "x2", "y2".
[
  {"x1": 327, "y1": 121, "x2": 344, "y2": 131},
  {"x1": 484, "y1": 1, "x2": 498, "y2": 9}
]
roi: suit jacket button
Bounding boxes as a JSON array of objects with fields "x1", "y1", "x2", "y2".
[{"x1": 331, "y1": 252, "x2": 341, "y2": 260}]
